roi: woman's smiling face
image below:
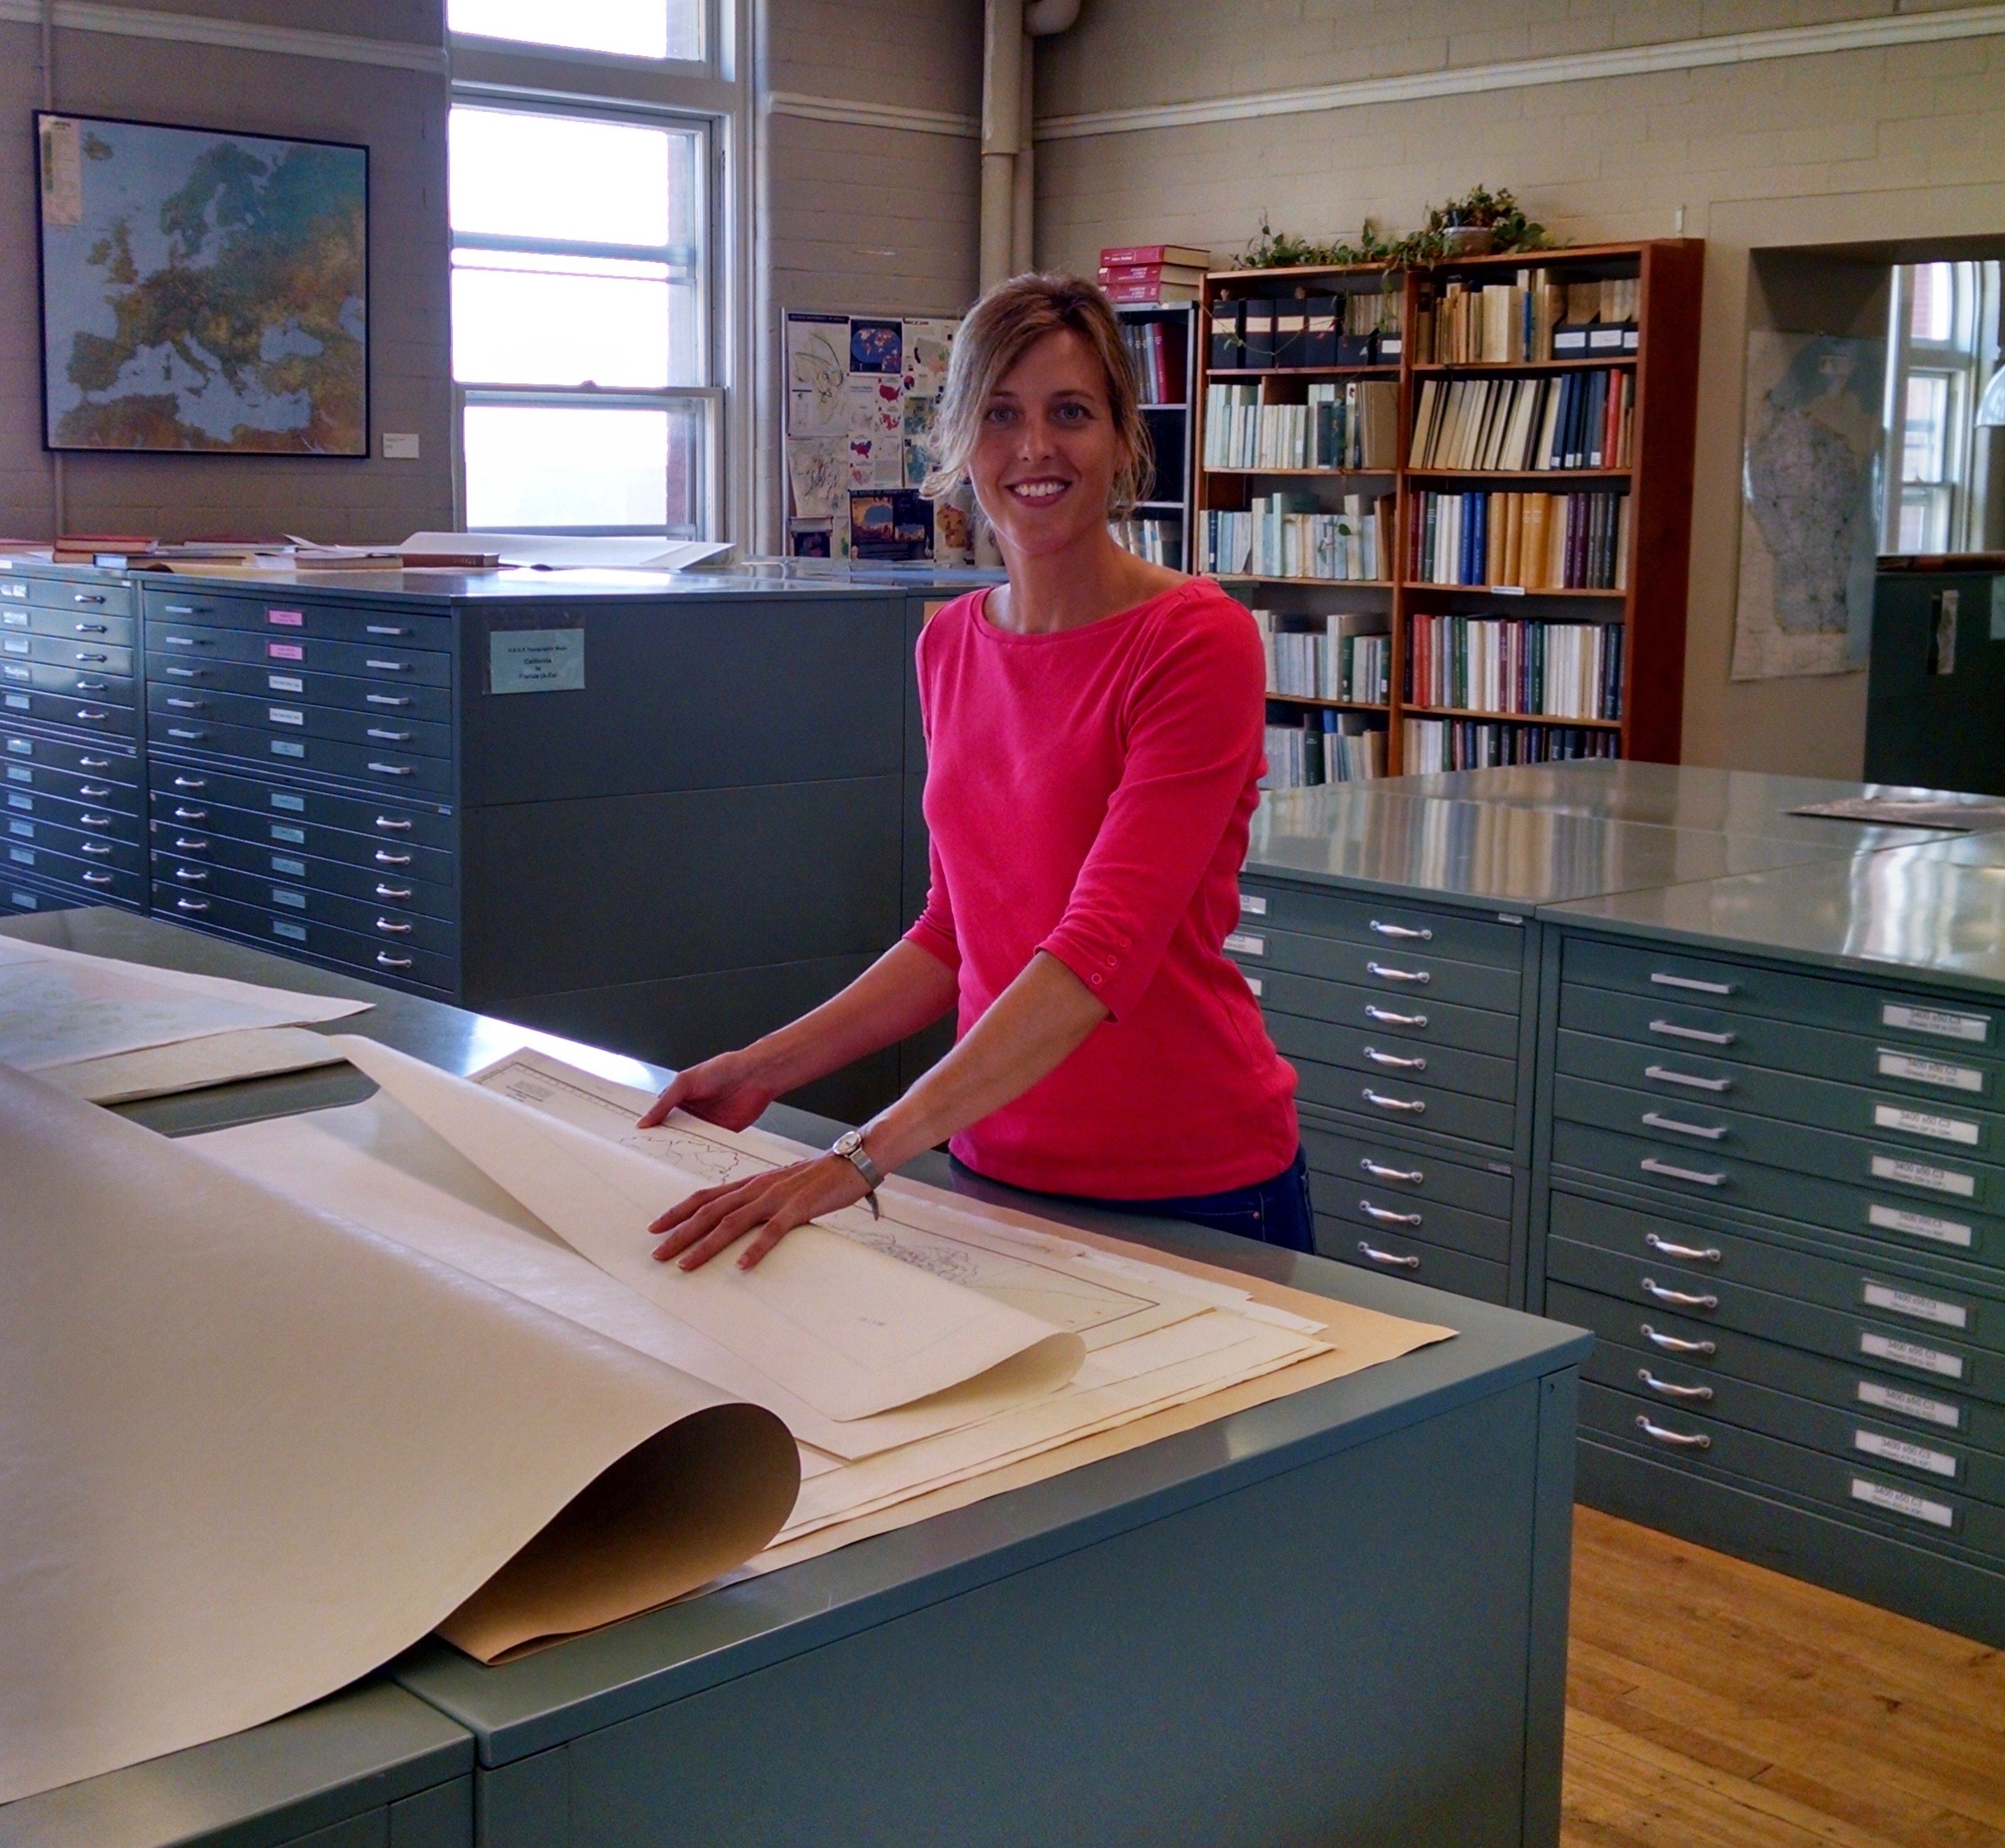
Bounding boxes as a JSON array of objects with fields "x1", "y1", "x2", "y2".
[{"x1": 969, "y1": 328, "x2": 1130, "y2": 561}]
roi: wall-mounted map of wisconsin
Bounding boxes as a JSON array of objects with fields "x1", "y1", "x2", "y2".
[{"x1": 38, "y1": 114, "x2": 367, "y2": 455}]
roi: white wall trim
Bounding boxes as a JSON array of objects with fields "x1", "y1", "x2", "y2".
[
  {"x1": 1036, "y1": 2, "x2": 2005, "y2": 141},
  {"x1": 0, "y1": 0, "x2": 448, "y2": 73},
  {"x1": 765, "y1": 91, "x2": 978, "y2": 138}
]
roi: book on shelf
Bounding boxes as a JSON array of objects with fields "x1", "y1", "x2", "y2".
[
  {"x1": 1406, "y1": 612, "x2": 1624, "y2": 721},
  {"x1": 1204, "y1": 491, "x2": 1393, "y2": 581},
  {"x1": 1411, "y1": 268, "x2": 1638, "y2": 364},
  {"x1": 1103, "y1": 279, "x2": 1200, "y2": 304},
  {"x1": 1263, "y1": 709, "x2": 1386, "y2": 788},
  {"x1": 1202, "y1": 379, "x2": 1397, "y2": 471},
  {"x1": 1101, "y1": 260, "x2": 1208, "y2": 288},
  {"x1": 1406, "y1": 489, "x2": 1630, "y2": 591},
  {"x1": 1120, "y1": 314, "x2": 1189, "y2": 406},
  {"x1": 1110, "y1": 516, "x2": 1181, "y2": 567},
  {"x1": 1250, "y1": 609, "x2": 1391, "y2": 703},
  {"x1": 1402, "y1": 716, "x2": 1618, "y2": 773},
  {"x1": 1408, "y1": 369, "x2": 1634, "y2": 471},
  {"x1": 1101, "y1": 243, "x2": 1210, "y2": 270}
]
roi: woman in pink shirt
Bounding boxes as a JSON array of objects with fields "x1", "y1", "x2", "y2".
[{"x1": 647, "y1": 274, "x2": 1306, "y2": 1269}]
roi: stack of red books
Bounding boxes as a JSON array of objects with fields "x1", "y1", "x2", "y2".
[{"x1": 1097, "y1": 244, "x2": 1209, "y2": 305}]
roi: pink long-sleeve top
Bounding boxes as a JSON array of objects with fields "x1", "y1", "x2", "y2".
[{"x1": 904, "y1": 579, "x2": 1298, "y2": 1198}]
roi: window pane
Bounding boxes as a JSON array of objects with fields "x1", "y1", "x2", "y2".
[
  {"x1": 1902, "y1": 373, "x2": 1949, "y2": 483},
  {"x1": 1909, "y1": 263, "x2": 1954, "y2": 344},
  {"x1": 448, "y1": 109, "x2": 697, "y2": 251},
  {"x1": 454, "y1": 252, "x2": 702, "y2": 387},
  {"x1": 448, "y1": 0, "x2": 700, "y2": 60},
  {"x1": 463, "y1": 403, "x2": 703, "y2": 533}
]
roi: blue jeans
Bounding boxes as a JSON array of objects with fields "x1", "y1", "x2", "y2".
[{"x1": 970, "y1": 1147, "x2": 1317, "y2": 1254}]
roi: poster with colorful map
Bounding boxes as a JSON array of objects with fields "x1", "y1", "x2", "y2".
[{"x1": 36, "y1": 112, "x2": 368, "y2": 456}]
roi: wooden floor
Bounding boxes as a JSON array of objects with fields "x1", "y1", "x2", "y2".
[{"x1": 1562, "y1": 1507, "x2": 2005, "y2": 1848}]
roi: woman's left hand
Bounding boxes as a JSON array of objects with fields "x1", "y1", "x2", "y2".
[{"x1": 649, "y1": 1154, "x2": 869, "y2": 1270}]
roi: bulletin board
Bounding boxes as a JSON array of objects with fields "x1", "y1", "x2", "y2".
[{"x1": 782, "y1": 310, "x2": 968, "y2": 563}]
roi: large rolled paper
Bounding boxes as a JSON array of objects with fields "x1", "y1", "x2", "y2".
[
  {"x1": 331, "y1": 1035, "x2": 1086, "y2": 1421},
  {"x1": 0, "y1": 1065, "x2": 800, "y2": 1805}
]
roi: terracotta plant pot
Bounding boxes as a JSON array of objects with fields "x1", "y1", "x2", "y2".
[{"x1": 1441, "y1": 224, "x2": 1497, "y2": 256}]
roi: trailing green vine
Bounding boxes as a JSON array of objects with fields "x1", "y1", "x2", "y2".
[{"x1": 1240, "y1": 188, "x2": 1557, "y2": 269}]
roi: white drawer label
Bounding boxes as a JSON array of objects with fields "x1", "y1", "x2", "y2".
[
  {"x1": 271, "y1": 887, "x2": 307, "y2": 909},
  {"x1": 1852, "y1": 1429, "x2": 1957, "y2": 1478},
  {"x1": 1243, "y1": 973, "x2": 1263, "y2": 997},
  {"x1": 1856, "y1": 1379, "x2": 1961, "y2": 1428},
  {"x1": 1877, "y1": 1048, "x2": 1984, "y2": 1093},
  {"x1": 1867, "y1": 1203, "x2": 1974, "y2": 1249},
  {"x1": 1861, "y1": 1281, "x2": 1968, "y2": 1330},
  {"x1": 1873, "y1": 1103, "x2": 1979, "y2": 1146},
  {"x1": 268, "y1": 706, "x2": 304, "y2": 725},
  {"x1": 1858, "y1": 1330, "x2": 1964, "y2": 1378},
  {"x1": 1238, "y1": 893, "x2": 1268, "y2": 916},
  {"x1": 1224, "y1": 931, "x2": 1265, "y2": 957},
  {"x1": 1850, "y1": 1476, "x2": 1955, "y2": 1528},
  {"x1": 271, "y1": 918, "x2": 306, "y2": 941},
  {"x1": 269, "y1": 856, "x2": 306, "y2": 878},
  {"x1": 1881, "y1": 1002, "x2": 1989, "y2": 1044},
  {"x1": 266, "y1": 673, "x2": 304, "y2": 693},
  {"x1": 1870, "y1": 1155, "x2": 1975, "y2": 1198}
]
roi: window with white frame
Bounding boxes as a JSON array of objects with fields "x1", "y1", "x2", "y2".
[
  {"x1": 447, "y1": 2, "x2": 721, "y2": 538},
  {"x1": 1881, "y1": 260, "x2": 2001, "y2": 555}
]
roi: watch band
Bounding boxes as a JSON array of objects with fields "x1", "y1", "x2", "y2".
[{"x1": 830, "y1": 1129, "x2": 883, "y2": 1218}]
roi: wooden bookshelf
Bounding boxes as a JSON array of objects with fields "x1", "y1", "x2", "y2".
[
  {"x1": 1195, "y1": 239, "x2": 1703, "y2": 780},
  {"x1": 1113, "y1": 301, "x2": 1200, "y2": 572}
]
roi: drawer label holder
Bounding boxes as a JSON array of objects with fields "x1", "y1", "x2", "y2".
[
  {"x1": 1857, "y1": 1330, "x2": 1964, "y2": 1380},
  {"x1": 1856, "y1": 1378, "x2": 1961, "y2": 1428},
  {"x1": 1860, "y1": 1280, "x2": 1969, "y2": 1331},
  {"x1": 1849, "y1": 1476, "x2": 1955, "y2": 1529},
  {"x1": 1877, "y1": 1048, "x2": 1985, "y2": 1094},
  {"x1": 1873, "y1": 1103, "x2": 1979, "y2": 1147},
  {"x1": 1852, "y1": 1428, "x2": 1958, "y2": 1479},
  {"x1": 1870, "y1": 1154, "x2": 1976, "y2": 1198},
  {"x1": 1881, "y1": 1002, "x2": 1989, "y2": 1044},
  {"x1": 490, "y1": 626, "x2": 585, "y2": 695},
  {"x1": 1867, "y1": 1202, "x2": 1974, "y2": 1249}
]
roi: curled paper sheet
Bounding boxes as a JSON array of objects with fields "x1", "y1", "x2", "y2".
[
  {"x1": 0, "y1": 1066, "x2": 799, "y2": 1805},
  {"x1": 330, "y1": 1035, "x2": 1086, "y2": 1421}
]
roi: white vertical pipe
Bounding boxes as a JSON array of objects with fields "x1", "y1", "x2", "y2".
[
  {"x1": 1011, "y1": 31, "x2": 1035, "y2": 275},
  {"x1": 980, "y1": 0, "x2": 1024, "y2": 293}
]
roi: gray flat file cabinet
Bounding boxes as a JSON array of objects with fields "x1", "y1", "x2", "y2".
[
  {"x1": 1, "y1": 907, "x2": 1590, "y2": 1848},
  {"x1": 1234, "y1": 778, "x2": 1915, "y2": 1311},
  {"x1": 1537, "y1": 832, "x2": 2005, "y2": 1646}
]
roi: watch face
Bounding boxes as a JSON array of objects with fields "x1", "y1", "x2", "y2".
[{"x1": 833, "y1": 1130, "x2": 862, "y2": 1157}]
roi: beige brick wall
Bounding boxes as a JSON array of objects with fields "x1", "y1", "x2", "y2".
[{"x1": 1035, "y1": 6, "x2": 2005, "y2": 776}]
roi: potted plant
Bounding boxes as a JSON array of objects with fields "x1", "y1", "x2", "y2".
[{"x1": 1426, "y1": 185, "x2": 1537, "y2": 256}]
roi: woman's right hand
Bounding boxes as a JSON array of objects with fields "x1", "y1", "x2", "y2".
[{"x1": 636, "y1": 1047, "x2": 779, "y2": 1133}]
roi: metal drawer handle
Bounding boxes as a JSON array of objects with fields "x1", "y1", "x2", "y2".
[
  {"x1": 165, "y1": 727, "x2": 207, "y2": 740},
  {"x1": 1650, "y1": 972, "x2": 1735, "y2": 996},
  {"x1": 72, "y1": 593, "x2": 106, "y2": 606},
  {"x1": 1641, "y1": 1276, "x2": 1718, "y2": 1310},
  {"x1": 1369, "y1": 919, "x2": 1433, "y2": 940},
  {"x1": 78, "y1": 784, "x2": 110, "y2": 799},
  {"x1": 80, "y1": 842, "x2": 112, "y2": 857},
  {"x1": 171, "y1": 776, "x2": 207, "y2": 790},
  {"x1": 78, "y1": 812, "x2": 111, "y2": 828},
  {"x1": 1360, "y1": 1157, "x2": 1424, "y2": 1184},
  {"x1": 1357, "y1": 1241, "x2": 1421, "y2": 1270},
  {"x1": 173, "y1": 866, "x2": 207, "y2": 883},
  {"x1": 1363, "y1": 1087, "x2": 1425, "y2": 1114},
  {"x1": 373, "y1": 815, "x2": 413, "y2": 831},
  {"x1": 364, "y1": 624, "x2": 410, "y2": 637},
  {"x1": 1641, "y1": 1323, "x2": 1716, "y2": 1355},
  {"x1": 165, "y1": 696, "x2": 204, "y2": 709},
  {"x1": 159, "y1": 633, "x2": 207, "y2": 647},
  {"x1": 366, "y1": 728, "x2": 414, "y2": 743},
  {"x1": 173, "y1": 837, "x2": 208, "y2": 851},
  {"x1": 1364, "y1": 1045, "x2": 1427, "y2": 1071},
  {"x1": 1359, "y1": 1198, "x2": 1423, "y2": 1226},
  {"x1": 1364, "y1": 1004, "x2": 1428, "y2": 1027},
  {"x1": 81, "y1": 870, "x2": 114, "y2": 886},
  {"x1": 1641, "y1": 1110, "x2": 1727, "y2": 1142},
  {"x1": 1637, "y1": 1369, "x2": 1714, "y2": 1402},
  {"x1": 74, "y1": 709, "x2": 110, "y2": 722},
  {"x1": 162, "y1": 667, "x2": 203, "y2": 680},
  {"x1": 374, "y1": 917, "x2": 412, "y2": 934},
  {"x1": 373, "y1": 849, "x2": 411, "y2": 866},
  {"x1": 1635, "y1": 1415, "x2": 1711, "y2": 1450},
  {"x1": 364, "y1": 659, "x2": 409, "y2": 672},
  {"x1": 1640, "y1": 1157, "x2": 1727, "y2": 1187},
  {"x1": 74, "y1": 650, "x2": 107, "y2": 664},
  {"x1": 73, "y1": 678, "x2": 108, "y2": 692},
  {"x1": 365, "y1": 694, "x2": 412, "y2": 707},
  {"x1": 1367, "y1": 962, "x2": 1430, "y2": 985},
  {"x1": 73, "y1": 621, "x2": 108, "y2": 634},
  {"x1": 1645, "y1": 1063, "x2": 1732, "y2": 1093},
  {"x1": 376, "y1": 952, "x2": 413, "y2": 969},
  {"x1": 1645, "y1": 1232, "x2": 1721, "y2": 1264},
  {"x1": 171, "y1": 805, "x2": 207, "y2": 821},
  {"x1": 81, "y1": 757, "x2": 112, "y2": 770},
  {"x1": 174, "y1": 896, "x2": 209, "y2": 913},
  {"x1": 367, "y1": 762, "x2": 416, "y2": 776},
  {"x1": 162, "y1": 603, "x2": 207, "y2": 616},
  {"x1": 374, "y1": 883, "x2": 413, "y2": 901}
]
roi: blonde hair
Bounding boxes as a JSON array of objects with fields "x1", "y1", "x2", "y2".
[{"x1": 921, "y1": 273, "x2": 1153, "y2": 519}]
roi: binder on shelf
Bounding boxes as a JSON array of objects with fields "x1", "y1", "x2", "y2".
[
  {"x1": 1304, "y1": 296, "x2": 1338, "y2": 368},
  {"x1": 1242, "y1": 301, "x2": 1275, "y2": 369},
  {"x1": 1273, "y1": 301, "x2": 1307, "y2": 369},
  {"x1": 1208, "y1": 299, "x2": 1244, "y2": 372}
]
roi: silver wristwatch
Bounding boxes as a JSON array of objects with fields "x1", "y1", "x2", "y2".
[{"x1": 829, "y1": 1128, "x2": 883, "y2": 1218}]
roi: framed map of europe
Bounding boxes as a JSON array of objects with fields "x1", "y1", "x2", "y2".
[{"x1": 35, "y1": 112, "x2": 368, "y2": 456}]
